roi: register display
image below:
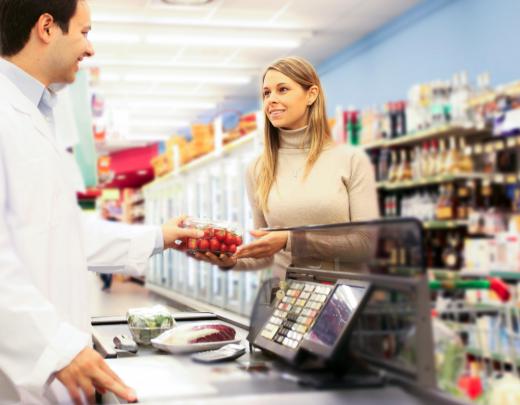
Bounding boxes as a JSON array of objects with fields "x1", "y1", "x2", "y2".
[{"x1": 307, "y1": 284, "x2": 367, "y2": 348}]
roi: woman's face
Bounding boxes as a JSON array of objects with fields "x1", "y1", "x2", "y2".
[{"x1": 262, "y1": 69, "x2": 315, "y2": 130}]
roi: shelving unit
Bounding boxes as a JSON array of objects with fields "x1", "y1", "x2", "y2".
[{"x1": 362, "y1": 124, "x2": 487, "y2": 150}]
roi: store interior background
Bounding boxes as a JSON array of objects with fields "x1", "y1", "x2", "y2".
[{"x1": 56, "y1": 0, "x2": 520, "y2": 403}]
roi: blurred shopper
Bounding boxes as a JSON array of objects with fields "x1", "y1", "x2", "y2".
[
  {"x1": 0, "y1": 1, "x2": 202, "y2": 404},
  {"x1": 192, "y1": 56, "x2": 379, "y2": 277}
]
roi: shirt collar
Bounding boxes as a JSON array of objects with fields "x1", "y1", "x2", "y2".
[{"x1": 0, "y1": 57, "x2": 57, "y2": 116}]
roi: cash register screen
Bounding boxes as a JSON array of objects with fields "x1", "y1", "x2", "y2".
[{"x1": 307, "y1": 284, "x2": 367, "y2": 349}]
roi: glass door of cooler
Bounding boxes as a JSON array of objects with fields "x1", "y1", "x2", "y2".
[
  {"x1": 209, "y1": 165, "x2": 225, "y2": 307},
  {"x1": 223, "y1": 157, "x2": 243, "y2": 312},
  {"x1": 165, "y1": 196, "x2": 175, "y2": 289},
  {"x1": 184, "y1": 181, "x2": 197, "y2": 296},
  {"x1": 174, "y1": 180, "x2": 196, "y2": 294},
  {"x1": 144, "y1": 195, "x2": 159, "y2": 285},
  {"x1": 239, "y1": 155, "x2": 264, "y2": 316},
  {"x1": 151, "y1": 195, "x2": 162, "y2": 285},
  {"x1": 195, "y1": 175, "x2": 210, "y2": 302}
]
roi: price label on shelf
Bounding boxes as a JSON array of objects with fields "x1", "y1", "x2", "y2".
[
  {"x1": 506, "y1": 175, "x2": 517, "y2": 184},
  {"x1": 484, "y1": 144, "x2": 494, "y2": 153},
  {"x1": 474, "y1": 144, "x2": 483, "y2": 154},
  {"x1": 507, "y1": 137, "x2": 516, "y2": 148},
  {"x1": 494, "y1": 141, "x2": 504, "y2": 151}
]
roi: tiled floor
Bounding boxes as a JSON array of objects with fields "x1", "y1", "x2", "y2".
[{"x1": 87, "y1": 272, "x2": 177, "y2": 318}]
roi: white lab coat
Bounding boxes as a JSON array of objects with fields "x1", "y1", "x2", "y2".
[{"x1": 0, "y1": 73, "x2": 158, "y2": 403}]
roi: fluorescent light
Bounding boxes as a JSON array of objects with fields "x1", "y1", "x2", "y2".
[
  {"x1": 123, "y1": 73, "x2": 250, "y2": 85},
  {"x1": 112, "y1": 100, "x2": 216, "y2": 110},
  {"x1": 96, "y1": 88, "x2": 220, "y2": 98},
  {"x1": 81, "y1": 58, "x2": 259, "y2": 70},
  {"x1": 89, "y1": 32, "x2": 141, "y2": 44},
  {"x1": 91, "y1": 14, "x2": 305, "y2": 30},
  {"x1": 146, "y1": 34, "x2": 300, "y2": 48}
]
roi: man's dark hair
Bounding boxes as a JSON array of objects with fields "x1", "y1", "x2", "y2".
[{"x1": 0, "y1": 0, "x2": 79, "y2": 56}]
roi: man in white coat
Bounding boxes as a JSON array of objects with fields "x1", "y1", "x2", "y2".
[{"x1": 0, "y1": 1, "x2": 203, "y2": 403}]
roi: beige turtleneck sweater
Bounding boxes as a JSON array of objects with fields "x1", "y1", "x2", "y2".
[{"x1": 234, "y1": 126, "x2": 379, "y2": 278}]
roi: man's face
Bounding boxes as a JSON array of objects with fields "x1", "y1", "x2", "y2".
[{"x1": 48, "y1": 0, "x2": 94, "y2": 84}]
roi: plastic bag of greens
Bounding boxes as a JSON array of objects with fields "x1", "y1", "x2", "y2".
[{"x1": 126, "y1": 305, "x2": 176, "y2": 345}]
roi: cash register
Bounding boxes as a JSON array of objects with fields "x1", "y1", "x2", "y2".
[{"x1": 247, "y1": 218, "x2": 438, "y2": 392}]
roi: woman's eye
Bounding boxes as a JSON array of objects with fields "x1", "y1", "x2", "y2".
[
  {"x1": 279, "y1": 87, "x2": 288, "y2": 93},
  {"x1": 263, "y1": 91, "x2": 270, "y2": 98}
]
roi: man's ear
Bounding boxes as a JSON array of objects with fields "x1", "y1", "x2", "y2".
[{"x1": 36, "y1": 13, "x2": 54, "y2": 43}]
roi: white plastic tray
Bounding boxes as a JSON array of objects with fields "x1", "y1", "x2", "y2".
[{"x1": 151, "y1": 326, "x2": 241, "y2": 354}]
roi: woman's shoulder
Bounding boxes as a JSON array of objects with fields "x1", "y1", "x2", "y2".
[{"x1": 324, "y1": 143, "x2": 370, "y2": 160}]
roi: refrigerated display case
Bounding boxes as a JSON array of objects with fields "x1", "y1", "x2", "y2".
[{"x1": 143, "y1": 126, "x2": 266, "y2": 316}]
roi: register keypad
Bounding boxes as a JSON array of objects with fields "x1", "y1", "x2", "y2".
[{"x1": 260, "y1": 281, "x2": 332, "y2": 350}]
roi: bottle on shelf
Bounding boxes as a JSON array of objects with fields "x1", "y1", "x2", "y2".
[
  {"x1": 444, "y1": 136, "x2": 461, "y2": 174},
  {"x1": 397, "y1": 149, "x2": 412, "y2": 181},
  {"x1": 436, "y1": 139, "x2": 447, "y2": 175},
  {"x1": 458, "y1": 137, "x2": 474, "y2": 173},
  {"x1": 388, "y1": 150, "x2": 398, "y2": 182},
  {"x1": 456, "y1": 182, "x2": 471, "y2": 220},
  {"x1": 436, "y1": 183, "x2": 456, "y2": 220},
  {"x1": 441, "y1": 232, "x2": 463, "y2": 270}
]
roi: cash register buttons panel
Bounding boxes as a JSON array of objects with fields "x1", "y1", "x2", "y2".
[{"x1": 260, "y1": 282, "x2": 332, "y2": 349}]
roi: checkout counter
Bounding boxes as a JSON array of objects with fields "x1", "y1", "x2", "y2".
[{"x1": 92, "y1": 219, "x2": 468, "y2": 404}]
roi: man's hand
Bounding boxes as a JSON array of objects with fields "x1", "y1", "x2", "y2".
[
  {"x1": 162, "y1": 215, "x2": 204, "y2": 250},
  {"x1": 235, "y1": 230, "x2": 288, "y2": 259},
  {"x1": 56, "y1": 347, "x2": 136, "y2": 405}
]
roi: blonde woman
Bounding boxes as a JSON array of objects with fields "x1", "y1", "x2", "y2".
[{"x1": 193, "y1": 56, "x2": 379, "y2": 278}]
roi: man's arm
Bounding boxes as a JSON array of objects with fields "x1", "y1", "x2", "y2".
[{"x1": 82, "y1": 214, "x2": 203, "y2": 276}]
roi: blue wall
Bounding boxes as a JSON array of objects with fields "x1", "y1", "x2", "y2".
[{"x1": 319, "y1": 0, "x2": 520, "y2": 113}]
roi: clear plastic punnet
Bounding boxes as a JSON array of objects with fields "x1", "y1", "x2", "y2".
[
  {"x1": 126, "y1": 305, "x2": 176, "y2": 345},
  {"x1": 181, "y1": 217, "x2": 243, "y2": 256}
]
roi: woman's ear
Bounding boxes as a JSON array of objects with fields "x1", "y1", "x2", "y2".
[{"x1": 307, "y1": 85, "x2": 319, "y2": 106}]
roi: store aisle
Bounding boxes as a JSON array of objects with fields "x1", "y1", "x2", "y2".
[{"x1": 87, "y1": 272, "x2": 177, "y2": 318}]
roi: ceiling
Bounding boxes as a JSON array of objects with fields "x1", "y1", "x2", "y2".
[{"x1": 84, "y1": 0, "x2": 420, "y2": 150}]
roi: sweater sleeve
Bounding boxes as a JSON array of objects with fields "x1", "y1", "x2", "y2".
[
  {"x1": 290, "y1": 148, "x2": 380, "y2": 268},
  {"x1": 232, "y1": 159, "x2": 274, "y2": 271}
]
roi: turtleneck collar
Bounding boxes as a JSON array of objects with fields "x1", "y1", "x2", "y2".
[{"x1": 278, "y1": 126, "x2": 310, "y2": 149}]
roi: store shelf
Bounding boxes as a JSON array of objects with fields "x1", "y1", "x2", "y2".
[
  {"x1": 377, "y1": 173, "x2": 488, "y2": 190},
  {"x1": 423, "y1": 220, "x2": 469, "y2": 230},
  {"x1": 465, "y1": 347, "x2": 520, "y2": 367},
  {"x1": 144, "y1": 131, "x2": 257, "y2": 190},
  {"x1": 95, "y1": 139, "x2": 154, "y2": 155},
  {"x1": 457, "y1": 270, "x2": 520, "y2": 281},
  {"x1": 362, "y1": 124, "x2": 487, "y2": 150}
]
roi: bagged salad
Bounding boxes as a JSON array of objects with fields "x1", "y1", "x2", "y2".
[{"x1": 126, "y1": 305, "x2": 176, "y2": 345}]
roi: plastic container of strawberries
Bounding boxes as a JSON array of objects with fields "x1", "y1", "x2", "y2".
[{"x1": 181, "y1": 217, "x2": 243, "y2": 255}]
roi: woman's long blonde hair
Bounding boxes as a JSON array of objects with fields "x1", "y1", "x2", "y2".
[{"x1": 256, "y1": 56, "x2": 331, "y2": 212}]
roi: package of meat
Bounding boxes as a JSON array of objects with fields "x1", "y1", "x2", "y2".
[{"x1": 151, "y1": 323, "x2": 240, "y2": 354}]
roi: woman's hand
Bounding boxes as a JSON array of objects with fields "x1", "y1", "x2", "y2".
[
  {"x1": 161, "y1": 215, "x2": 204, "y2": 250},
  {"x1": 190, "y1": 251, "x2": 237, "y2": 270},
  {"x1": 235, "y1": 230, "x2": 288, "y2": 259}
]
